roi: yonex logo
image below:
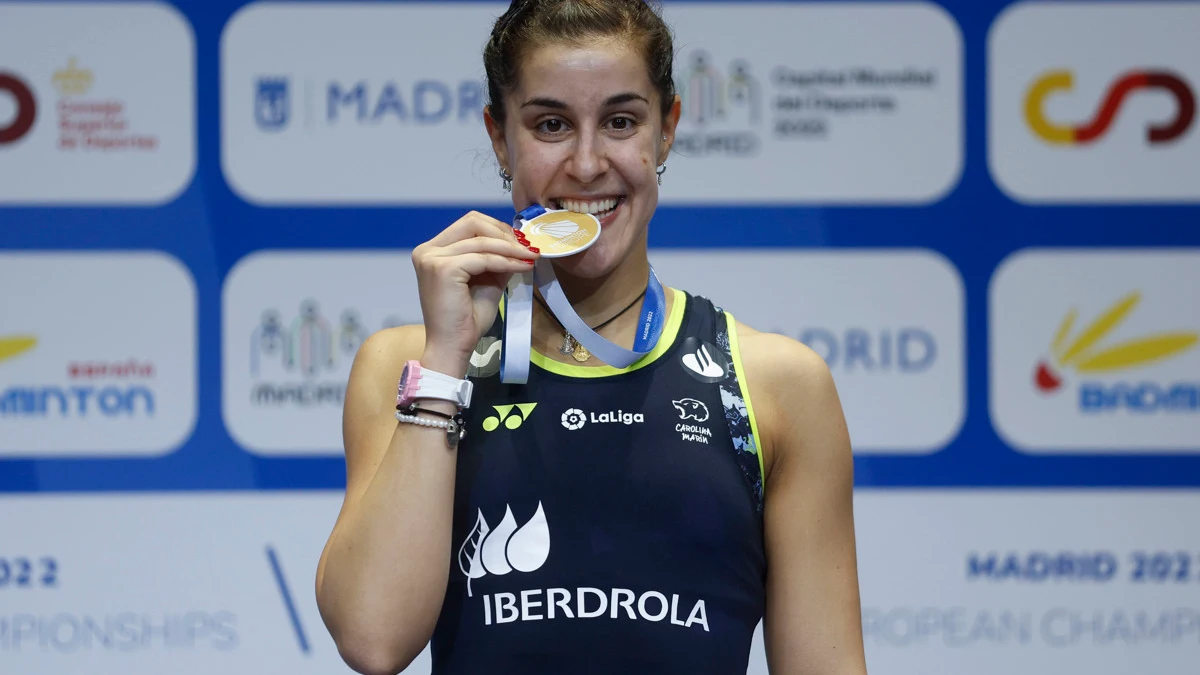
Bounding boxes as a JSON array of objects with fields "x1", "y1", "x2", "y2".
[
  {"x1": 1026, "y1": 69, "x2": 1196, "y2": 145},
  {"x1": 0, "y1": 335, "x2": 37, "y2": 364},
  {"x1": 483, "y1": 403, "x2": 537, "y2": 431},
  {"x1": 458, "y1": 502, "x2": 550, "y2": 597},
  {"x1": 561, "y1": 408, "x2": 586, "y2": 430},
  {"x1": 1035, "y1": 291, "x2": 1198, "y2": 394}
]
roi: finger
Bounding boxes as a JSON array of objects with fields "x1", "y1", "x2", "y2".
[
  {"x1": 434, "y1": 235, "x2": 539, "y2": 262},
  {"x1": 452, "y1": 252, "x2": 537, "y2": 279},
  {"x1": 428, "y1": 211, "x2": 518, "y2": 248}
]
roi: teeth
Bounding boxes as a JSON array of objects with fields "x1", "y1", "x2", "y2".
[{"x1": 559, "y1": 198, "x2": 619, "y2": 215}]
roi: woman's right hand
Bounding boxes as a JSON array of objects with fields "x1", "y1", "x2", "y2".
[{"x1": 411, "y1": 210, "x2": 538, "y2": 374}]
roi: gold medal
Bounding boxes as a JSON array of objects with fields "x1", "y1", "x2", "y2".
[{"x1": 518, "y1": 210, "x2": 601, "y2": 258}]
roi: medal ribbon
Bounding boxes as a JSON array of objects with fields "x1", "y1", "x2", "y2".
[{"x1": 500, "y1": 204, "x2": 666, "y2": 384}]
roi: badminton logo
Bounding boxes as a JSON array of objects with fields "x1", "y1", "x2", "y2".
[
  {"x1": 0, "y1": 335, "x2": 37, "y2": 364},
  {"x1": 1034, "y1": 291, "x2": 1198, "y2": 395},
  {"x1": 1025, "y1": 69, "x2": 1196, "y2": 145},
  {"x1": 458, "y1": 502, "x2": 551, "y2": 597}
]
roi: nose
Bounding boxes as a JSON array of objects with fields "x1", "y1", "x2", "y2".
[{"x1": 565, "y1": 128, "x2": 608, "y2": 184}]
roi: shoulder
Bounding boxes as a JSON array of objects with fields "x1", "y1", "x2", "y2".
[
  {"x1": 344, "y1": 325, "x2": 427, "y2": 404},
  {"x1": 723, "y1": 317, "x2": 842, "y2": 479}
]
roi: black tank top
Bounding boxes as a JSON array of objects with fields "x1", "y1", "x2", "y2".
[{"x1": 431, "y1": 289, "x2": 766, "y2": 674}]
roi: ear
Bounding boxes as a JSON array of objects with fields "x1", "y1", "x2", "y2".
[
  {"x1": 483, "y1": 105, "x2": 511, "y2": 174},
  {"x1": 658, "y1": 94, "x2": 682, "y2": 164}
]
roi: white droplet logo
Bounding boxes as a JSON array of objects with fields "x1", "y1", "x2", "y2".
[
  {"x1": 457, "y1": 501, "x2": 552, "y2": 597},
  {"x1": 506, "y1": 502, "x2": 550, "y2": 573}
]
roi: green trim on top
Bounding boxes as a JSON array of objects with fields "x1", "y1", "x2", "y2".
[
  {"x1": 529, "y1": 287, "x2": 686, "y2": 379},
  {"x1": 726, "y1": 311, "x2": 766, "y2": 488}
]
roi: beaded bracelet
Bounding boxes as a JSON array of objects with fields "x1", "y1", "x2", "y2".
[{"x1": 395, "y1": 409, "x2": 465, "y2": 449}]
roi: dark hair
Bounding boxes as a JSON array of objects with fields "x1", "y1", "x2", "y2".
[{"x1": 483, "y1": 0, "x2": 676, "y2": 126}]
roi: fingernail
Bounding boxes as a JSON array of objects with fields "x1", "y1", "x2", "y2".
[
  {"x1": 516, "y1": 233, "x2": 529, "y2": 242},
  {"x1": 527, "y1": 246, "x2": 540, "y2": 254},
  {"x1": 524, "y1": 259, "x2": 536, "y2": 265}
]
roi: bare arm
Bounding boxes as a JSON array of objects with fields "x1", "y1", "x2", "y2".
[
  {"x1": 315, "y1": 212, "x2": 537, "y2": 675},
  {"x1": 740, "y1": 327, "x2": 868, "y2": 675},
  {"x1": 315, "y1": 326, "x2": 462, "y2": 675}
]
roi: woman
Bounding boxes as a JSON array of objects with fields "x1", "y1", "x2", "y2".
[{"x1": 315, "y1": 1, "x2": 867, "y2": 673}]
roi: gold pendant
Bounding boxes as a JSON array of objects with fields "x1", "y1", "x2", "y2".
[{"x1": 572, "y1": 342, "x2": 591, "y2": 362}]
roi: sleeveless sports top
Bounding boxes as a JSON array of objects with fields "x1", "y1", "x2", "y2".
[{"x1": 430, "y1": 289, "x2": 767, "y2": 674}]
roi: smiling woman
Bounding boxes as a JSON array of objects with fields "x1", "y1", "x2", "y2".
[{"x1": 314, "y1": 2, "x2": 868, "y2": 675}]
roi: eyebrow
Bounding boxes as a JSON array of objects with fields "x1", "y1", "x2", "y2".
[{"x1": 520, "y1": 92, "x2": 650, "y2": 109}]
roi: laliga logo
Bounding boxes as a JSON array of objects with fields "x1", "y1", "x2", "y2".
[
  {"x1": 1026, "y1": 69, "x2": 1196, "y2": 145},
  {"x1": 0, "y1": 335, "x2": 37, "y2": 363},
  {"x1": 1034, "y1": 291, "x2": 1197, "y2": 394},
  {"x1": 458, "y1": 503, "x2": 550, "y2": 597}
]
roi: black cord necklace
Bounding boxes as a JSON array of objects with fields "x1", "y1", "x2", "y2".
[{"x1": 533, "y1": 288, "x2": 648, "y2": 362}]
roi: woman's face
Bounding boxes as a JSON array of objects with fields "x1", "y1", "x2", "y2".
[{"x1": 487, "y1": 38, "x2": 680, "y2": 279}]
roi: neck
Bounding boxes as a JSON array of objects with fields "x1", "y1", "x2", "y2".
[
  {"x1": 531, "y1": 249, "x2": 654, "y2": 358},
  {"x1": 550, "y1": 255, "x2": 650, "y2": 327}
]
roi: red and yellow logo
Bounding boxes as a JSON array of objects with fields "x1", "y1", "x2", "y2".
[
  {"x1": 0, "y1": 335, "x2": 37, "y2": 363},
  {"x1": 1026, "y1": 70, "x2": 1196, "y2": 145},
  {"x1": 1035, "y1": 292, "x2": 1197, "y2": 393}
]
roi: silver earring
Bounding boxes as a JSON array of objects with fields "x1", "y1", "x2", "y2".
[
  {"x1": 656, "y1": 162, "x2": 666, "y2": 186},
  {"x1": 499, "y1": 168, "x2": 512, "y2": 192}
]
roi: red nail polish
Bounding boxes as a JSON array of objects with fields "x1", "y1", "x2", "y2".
[
  {"x1": 527, "y1": 246, "x2": 540, "y2": 254},
  {"x1": 524, "y1": 259, "x2": 536, "y2": 265}
]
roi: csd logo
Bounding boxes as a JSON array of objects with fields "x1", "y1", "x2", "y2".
[
  {"x1": 672, "y1": 398, "x2": 710, "y2": 422},
  {"x1": 482, "y1": 403, "x2": 537, "y2": 431},
  {"x1": 1026, "y1": 69, "x2": 1196, "y2": 145}
]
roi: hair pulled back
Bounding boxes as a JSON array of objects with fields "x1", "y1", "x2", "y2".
[{"x1": 483, "y1": 0, "x2": 676, "y2": 126}]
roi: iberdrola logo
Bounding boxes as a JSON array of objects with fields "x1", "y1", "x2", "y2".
[
  {"x1": 457, "y1": 502, "x2": 550, "y2": 597},
  {"x1": 1035, "y1": 291, "x2": 1198, "y2": 394}
]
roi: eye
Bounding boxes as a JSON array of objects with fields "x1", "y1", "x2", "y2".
[
  {"x1": 536, "y1": 118, "x2": 568, "y2": 135},
  {"x1": 608, "y1": 116, "x2": 633, "y2": 131}
]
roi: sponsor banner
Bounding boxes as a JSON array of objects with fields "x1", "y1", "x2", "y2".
[
  {"x1": 220, "y1": 1, "x2": 961, "y2": 206},
  {"x1": 853, "y1": 491, "x2": 1200, "y2": 675},
  {"x1": 0, "y1": 2, "x2": 196, "y2": 204},
  {"x1": 220, "y1": 2, "x2": 503, "y2": 205},
  {"x1": 988, "y1": 2, "x2": 1200, "y2": 203},
  {"x1": 221, "y1": 251, "x2": 422, "y2": 455},
  {"x1": 0, "y1": 252, "x2": 197, "y2": 457},
  {"x1": 990, "y1": 249, "x2": 1200, "y2": 453},
  {"x1": 660, "y1": 2, "x2": 963, "y2": 203},
  {"x1": 4, "y1": 492, "x2": 1193, "y2": 675},
  {"x1": 0, "y1": 493, "x2": 431, "y2": 674},
  {"x1": 649, "y1": 250, "x2": 965, "y2": 453}
]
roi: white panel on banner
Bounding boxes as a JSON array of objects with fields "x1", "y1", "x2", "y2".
[
  {"x1": 853, "y1": 491, "x2": 1200, "y2": 675},
  {"x1": 0, "y1": 252, "x2": 198, "y2": 456},
  {"x1": 4, "y1": 492, "x2": 1197, "y2": 675},
  {"x1": 220, "y1": 1, "x2": 962, "y2": 206},
  {"x1": 221, "y1": 251, "x2": 423, "y2": 455},
  {"x1": 0, "y1": 493, "x2": 430, "y2": 674},
  {"x1": 0, "y1": 2, "x2": 196, "y2": 205},
  {"x1": 648, "y1": 250, "x2": 965, "y2": 453},
  {"x1": 660, "y1": 2, "x2": 963, "y2": 204},
  {"x1": 220, "y1": 2, "x2": 505, "y2": 205},
  {"x1": 988, "y1": 2, "x2": 1200, "y2": 203},
  {"x1": 990, "y1": 249, "x2": 1200, "y2": 452}
]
